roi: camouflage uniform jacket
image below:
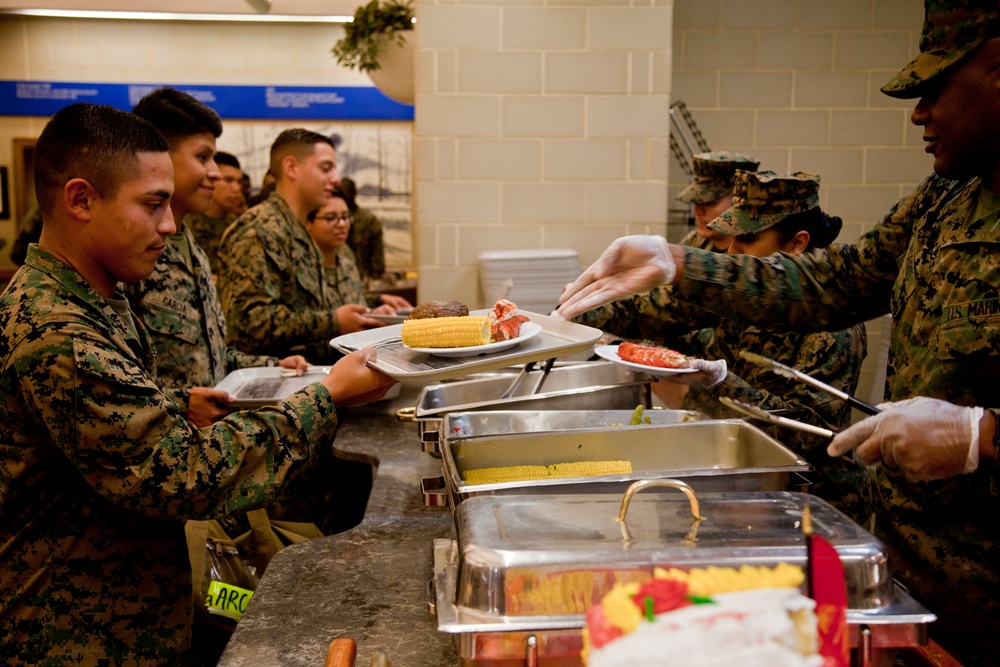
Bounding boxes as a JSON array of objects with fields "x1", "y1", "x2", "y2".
[
  {"x1": 676, "y1": 174, "x2": 1000, "y2": 665},
  {"x1": 324, "y1": 245, "x2": 367, "y2": 308},
  {"x1": 0, "y1": 246, "x2": 338, "y2": 666},
  {"x1": 218, "y1": 193, "x2": 340, "y2": 363},
  {"x1": 124, "y1": 222, "x2": 275, "y2": 414},
  {"x1": 347, "y1": 206, "x2": 385, "y2": 280},
  {"x1": 575, "y1": 290, "x2": 871, "y2": 524},
  {"x1": 187, "y1": 209, "x2": 236, "y2": 276},
  {"x1": 678, "y1": 228, "x2": 717, "y2": 252}
]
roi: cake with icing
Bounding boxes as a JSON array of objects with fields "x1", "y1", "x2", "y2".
[{"x1": 582, "y1": 564, "x2": 827, "y2": 667}]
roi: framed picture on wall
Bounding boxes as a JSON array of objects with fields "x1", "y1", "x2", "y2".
[{"x1": 0, "y1": 166, "x2": 10, "y2": 220}]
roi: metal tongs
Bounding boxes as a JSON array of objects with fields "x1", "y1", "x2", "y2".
[
  {"x1": 739, "y1": 351, "x2": 882, "y2": 416},
  {"x1": 719, "y1": 396, "x2": 836, "y2": 439},
  {"x1": 499, "y1": 357, "x2": 557, "y2": 399}
]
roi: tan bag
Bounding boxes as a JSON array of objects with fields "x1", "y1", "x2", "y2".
[
  {"x1": 232, "y1": 508, "x2": 324, "y2": 577},
  {"x1": 187, "y1": 508, "x2": 323, "y2": 619}
]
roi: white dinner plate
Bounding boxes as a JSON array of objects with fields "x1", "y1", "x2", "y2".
[
  {"x1": 405, "y1": 322, "x2": 543, "y2": 358},
  {"x1": 593, "y1": 344, "x2": 699, "y2": 376}
]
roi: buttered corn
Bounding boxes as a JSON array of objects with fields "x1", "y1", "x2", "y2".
[
  {"x1": 546, "y1": 460, "x2": 632, "y2": 478},
  {"x1": 401, "y1": 316, "x2": 491, "y2": 348},
  {"x1": 462, "y1": 465, "x2": 549, "y2": 485},
  {"x1": 462, "y1": 460, "x2": 633, "y2": 485}
]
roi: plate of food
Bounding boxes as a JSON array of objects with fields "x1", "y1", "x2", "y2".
[
  {"x1": 401, "y1": 299, "x2": 542, "y2": 357},
  {"x1": 367, "y1": 308, "x2": 412, "y2": 325},
  {"x1": 594, "y1": 342, "x2": 699, "y2": 377}
]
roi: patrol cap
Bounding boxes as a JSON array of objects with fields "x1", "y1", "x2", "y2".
[
  {"x1": 676, "y1": 151, "x2": 761, "y2": 205},
  {"x1": 881, "y1": 0, "x2": 1000, "y2": 99},
  {"x1": 708, "y1": 170, "x2": 820, "y2": 236}
]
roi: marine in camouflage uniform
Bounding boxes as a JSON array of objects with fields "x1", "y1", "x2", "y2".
[
  {"x1": 675, "y1": 169, "x2": 1000, "y2": 664},
  {"x1": 186, "y1": 209, "x2": 236, "y2": 276},
  {"x1": 324, "y1": 244, "x2": 368, "y2": 307},
  {"x1": 346, "y1": 206, "x2": 386, "y2": 281},
  {"x1": 578, "y1": 171, "x2": 872, "y2": 525},
  {"x1": 218, "y1": 192, "x2": 343, "y2": 364},
  {"x1": 125, "y1": 219, "x2": 277, "y2": 414},
  {"x1": 0, "y1": 246, "x2": 338, "y2": 665}
]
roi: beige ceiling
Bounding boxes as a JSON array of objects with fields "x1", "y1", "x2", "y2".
[{"x1": 0, "y1": 0, "x2": 364, "y2": 18}]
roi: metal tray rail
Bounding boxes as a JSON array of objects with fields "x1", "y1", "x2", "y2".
[{"x1": 439, "y1": 420, "x2": 813, "y2": 505}]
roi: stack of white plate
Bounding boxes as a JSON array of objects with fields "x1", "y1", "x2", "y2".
[{"x1": 478, "y1": 248, "x2": 580, "y2": 313}]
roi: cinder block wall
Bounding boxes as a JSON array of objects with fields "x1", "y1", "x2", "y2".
[
  {"x1": 413, "y1": 0, "x2": 675, "y2": 308},
  {"x1": 669, "y1": 0, "x2": 930, "y2": 244}
]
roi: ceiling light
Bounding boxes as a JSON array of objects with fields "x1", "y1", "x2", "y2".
[{"x1": 0, "y1": 9, "x2": 351, "y2": 23}]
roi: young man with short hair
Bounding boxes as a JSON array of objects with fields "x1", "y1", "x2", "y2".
[
  {"x1": 129, "y1": 88, "x2": 308, "y2": 427},
  {"x1": 0, "y1": 102, "x2": 392, "y2": 666},
  {"x1": 188, "y1": 149, "x2": 244, "y2": 275},
  {"x1": 218, "y1": 129, "x2": 387, "y2": 363}
]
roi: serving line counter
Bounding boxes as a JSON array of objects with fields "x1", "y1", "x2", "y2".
[
  {"x1": 219, "y1": 379, "x2": 950, "y2": 667},
  {"x1": 218, "y1": 384, "x2": 460, "y2": 667}
]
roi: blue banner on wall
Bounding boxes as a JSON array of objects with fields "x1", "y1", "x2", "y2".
[{"x1": 0, "y1": 80, "x2": 414, "y2": 120}]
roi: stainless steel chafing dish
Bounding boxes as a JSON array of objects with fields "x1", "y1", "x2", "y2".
[
  {"x1": 398, "y1": 362, "x2": 653, "y2": 454},
  {"x1": 432, "y1": 489, "x2": 936, "y2": 666},
  {"x1": 433, "y1": 418, "x2": 812, "y2": 506}
]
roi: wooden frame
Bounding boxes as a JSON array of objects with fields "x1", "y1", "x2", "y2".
[{"x1": 12, "y1": 138, "x2": 36, "y2": 225}]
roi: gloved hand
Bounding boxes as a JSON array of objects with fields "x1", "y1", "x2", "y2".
[
  {"x1": 827, "y1": 397, "x2": 985, "y2": 482},
  {"x1": 660, "y1": 358, "x2": 728, "y2": 388},
  {"x1": 555, "y1": 235, "x2": 676, "y2": 320}
]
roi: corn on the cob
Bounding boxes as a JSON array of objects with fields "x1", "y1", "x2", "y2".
[
  {"x1": 401, "y1": 315, "x2": 491, "y2": 348},
  {"x1": 462, "y1": 460, "x2": 632, "y2": 485},
  {"x1": 546, "y1": 460, "x2": 632, "y2": 478},
  {"x1": 463, "y1": 465, "x2": 549, "y2": 485}
]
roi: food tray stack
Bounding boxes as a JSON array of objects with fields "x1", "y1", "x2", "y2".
[{"x1": 478, "y1": 248, "x2": 580, "y2": 313}]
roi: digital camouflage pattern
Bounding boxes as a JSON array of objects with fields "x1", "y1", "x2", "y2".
[
  {"x1": 677, "y1": 173, "x2": 1000, "y2": 665},
  {"x1": 676, "y1": 151, "x2": 760, "y2": 205},
  {"x1": 324, "y1": 245, "x2": 367, "y2": 307},
  {"x1": 186, "y1": 210, "x2": 237, "y2": 276},
  {"x1": 574, "y1": 287, "x2": 872, "y2": 525},
  {"x1": 124, "y1": 222, "x2": 275, "y2": 414},
  {"x1": 709, "y1": 171, "x2": 820, "y2": 237},
  {"x1": 0, "y1": 246, "x2": 339, "y2": 666},
  {"x1": 346, "y1": 206, "x2": 386, "y2": 280},
  {"x1": 678, "y1": 228, "x2": 718, "y2": 252},
  {"x1": 217, "y1": 193, "x2": 341, "y2": 364},
  {"x1": 881, "y1": 0, "x2": 1000, "y2": 98}
]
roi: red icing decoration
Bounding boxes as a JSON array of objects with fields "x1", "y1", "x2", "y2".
[
  {"x1": 631, "y1": 578, "x2": 691, "y2": 616},
  {"x1": 585, "y1": 604, "x2": 624, "y2": 649}
]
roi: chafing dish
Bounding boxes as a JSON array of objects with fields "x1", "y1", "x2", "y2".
[
  {"x1": 399, "y1": 362, "x2": 652, "y2": 454},
  {"x1": 434, "y1": 419, "x2": 812, "y2": 506},
  {"x1": 432, "y1": 490, "x2": 935, "y2": 666}
]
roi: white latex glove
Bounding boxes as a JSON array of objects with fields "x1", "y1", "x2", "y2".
[
  {"x1": 659, "y1": 358, "x2": 727, "y2": 388},
  {"x1": 555, "y1": 235, "x2": 676, "y2": 320},
  {"x1": 827, "y1": 396, "x2": 984, "y2": 482}
]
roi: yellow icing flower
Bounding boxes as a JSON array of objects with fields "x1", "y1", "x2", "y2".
[
  {"x1": 651, "y1": 564, "x2": 804, "y2": 597},
  {"x1": 599, "y1": 582, "x2": 643, "y2": 634}
]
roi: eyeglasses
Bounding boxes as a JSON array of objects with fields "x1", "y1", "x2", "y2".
[{"x1": 314, "y1": 213, "x2": 352, "y2": 225}]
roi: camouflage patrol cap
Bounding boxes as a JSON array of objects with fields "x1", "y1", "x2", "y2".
[
  {"x1": 708, "y1": 170, "x2": 820, "y2": 236},
  {"x1": 676, "y1": 151, "x2": 761, "y2": 205},
  {"x1": 881, "y1": 0, "x2": 1000, "y2": 99}
]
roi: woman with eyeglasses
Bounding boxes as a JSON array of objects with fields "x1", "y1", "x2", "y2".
[{"x1": 305, "y1": 187, "x2": 411, "y2": 319}]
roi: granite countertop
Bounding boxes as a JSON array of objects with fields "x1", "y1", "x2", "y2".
[{"x1": 219, "y1": 385, "x2": 460, "y2": 667}]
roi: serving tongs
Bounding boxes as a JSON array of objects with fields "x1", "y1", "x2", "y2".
[
  {"x1": 719, "y1": 396, "x2": 836, "y2": 439},
  {"x1": 739, "y1": 351, "x2": 882, "y2": 416},
  {"x1": 498, "y1": 357, "x2": 558, "y2": 399}
]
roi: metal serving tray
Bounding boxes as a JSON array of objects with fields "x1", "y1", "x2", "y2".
[
  {"x1": 439, "y1": 419, "x2": 812, "y2": 505},
  {"x1": 442, "y1": 409, "x2": 706, "y2": 442},
  {"x1": 431, "y1": 490, "x2": 934, "y2": 666},
  {"x1": 404, "y1": 362, "x2": 653, "y2": 452},
  {"x1": 215, "y1": 367, "x2": 324, "y2": 409},
  {"x1": 330, "y1": 310, "x2": 603, "y2": 384}
]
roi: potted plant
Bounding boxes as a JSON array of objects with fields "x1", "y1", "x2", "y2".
[{"x1": 332, "y1": 0, "x2": 414, "y2": 72}]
